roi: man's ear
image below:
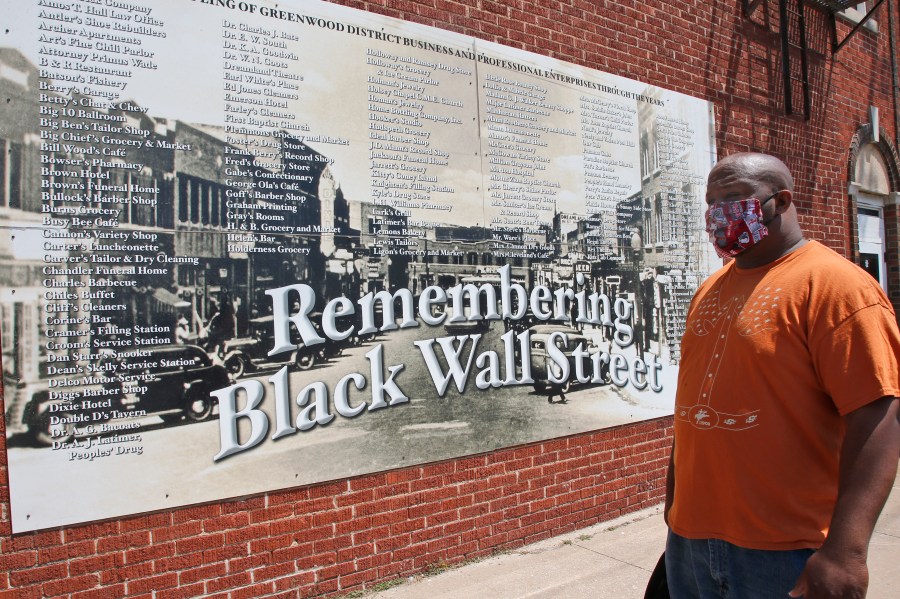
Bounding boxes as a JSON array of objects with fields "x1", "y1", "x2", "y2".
[{"x1": 772, "y1": 189, "x2": 793, "y2": 214}]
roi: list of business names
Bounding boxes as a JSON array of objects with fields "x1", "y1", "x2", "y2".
[
  {"x1": 38, "y1": 0, "x2": 173, "y2": 460},
  {"x1": 366, "y1": 47, "x2": 471, "y2": 256}
]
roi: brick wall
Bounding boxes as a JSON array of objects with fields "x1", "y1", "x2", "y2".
[
  {"x1": 0, "y1": 419, "x2": 670, "y2": 598},
  {"x1": 2, "y1": 1, "x2": 896, "y2": 597}
]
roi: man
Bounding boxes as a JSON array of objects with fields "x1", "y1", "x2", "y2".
[
  {"x1": 665, "y1": 152, "x2": 900, "y2": 598},
  {"x1": 174, "y1": 315, "x2": 191, "y2": 344}
]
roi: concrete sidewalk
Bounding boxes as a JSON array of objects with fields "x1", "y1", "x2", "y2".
[{"x1": 370, "y1": 470, "x2": 900, "y2": 599}]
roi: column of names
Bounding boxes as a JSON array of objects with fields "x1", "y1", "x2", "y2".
[{"x1": 36, "y1": 0, "x2": 168, "y2": 458}]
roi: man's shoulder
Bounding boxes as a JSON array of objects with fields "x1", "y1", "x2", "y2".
[
  {"x1": 801, "y1": 239, "x2": 857, "y2": 266},
  {"x1": 794, "y1": 241, "x2": 895, "y2": 318},
  {"x1": 796, "y1": 241, "x2": 884, "y2": 286}
]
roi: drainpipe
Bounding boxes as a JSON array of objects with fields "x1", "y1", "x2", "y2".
[
  {"x1": 888, "y1": 2, "x2": 900, "y2": 308},
  {"x1": 890, "y1": 0, "x2": 900, "y2": 152}
]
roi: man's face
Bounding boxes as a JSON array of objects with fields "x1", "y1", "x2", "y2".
[
  {"x1": 705, "y1": 170, "x2": 764, "y2": 207},
  {"x1": 704, "y1": 170, "x2": 776, "y2": 259}
]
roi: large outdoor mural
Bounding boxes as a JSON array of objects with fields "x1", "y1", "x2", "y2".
[{"x1": 0, "y1": 0, "x2": 717, "y2": 531}]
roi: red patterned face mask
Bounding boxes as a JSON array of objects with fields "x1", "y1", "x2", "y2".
[{"x1": 705, "y1": 194, "x2": 776, "y2": 259}]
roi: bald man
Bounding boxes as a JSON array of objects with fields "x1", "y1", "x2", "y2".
[{"x1": 664, "y1": 153, "x2": 900, "y2": 598}]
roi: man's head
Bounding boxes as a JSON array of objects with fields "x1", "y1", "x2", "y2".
[
  {"x1": 707, "y1": 152, "x2": 794, "y2": 194},
  {"x1": 705, "y1": 152, "x2": 805, "y2": 267}
]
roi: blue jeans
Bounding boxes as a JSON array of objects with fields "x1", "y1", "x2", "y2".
[{"x1": 666, "y1": 530, "x2": 815, "y2": 598}]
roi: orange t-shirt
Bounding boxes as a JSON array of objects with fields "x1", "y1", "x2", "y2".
[{"x1": 669, "y1": 241, "x2": 900, "y2": 550}]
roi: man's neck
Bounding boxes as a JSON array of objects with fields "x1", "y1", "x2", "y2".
[{"x1": 734, "y1": 235, "x2": 808, "y2": 269}]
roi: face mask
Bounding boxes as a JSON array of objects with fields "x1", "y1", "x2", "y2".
[{"x1": 705, "y1": 195, "x2": 774, "y2": 259}]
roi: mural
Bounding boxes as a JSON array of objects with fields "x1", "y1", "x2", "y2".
[{"x1": 0, "y1": 0, "x2": 717, "y2": 531}]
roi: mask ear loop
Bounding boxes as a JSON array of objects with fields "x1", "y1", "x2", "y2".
[{"x1": 760, "y1": 191, "x2": 782, "y2": 226}]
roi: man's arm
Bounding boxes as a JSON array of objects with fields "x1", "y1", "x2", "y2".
[{"x1": 790, "y1": 396, "x2": 899, "y2": 599}]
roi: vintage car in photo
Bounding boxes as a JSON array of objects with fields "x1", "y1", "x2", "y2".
[
  {"x1": 220, "y1": 314, "x2": 342, "y2": 377},
  {"x1": 443, "y1": 314, "x2": 492, "y2": 335},
  {"x1": 4, "y1": 344, "x2": 231, "y2": 446},
  {"x1": 528, "y1": 324, "x2": 611, "y2": 394},
  {"x1": 442, "y1": 274, "x2": 502, "y2": 336}
]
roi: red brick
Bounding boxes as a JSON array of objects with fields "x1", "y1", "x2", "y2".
[
  {"x1": 369, "y1": 508, "x2": 409, "y2": 529},
  {"x1": 125, "y1": 572, "x2": 178, "y2": 595},
  {"x1": 153, "y1": 582, "x2": 206, "y2": 599},
  {"x1": 273, "y1": 571, "x2": 316, "y2": 592},
  {"x1": 249, "y1": 503, "x2": 294, "y2": 524},
  {"x1": 315, "y1": 561, "x2": 356, "y2": 582},
  {"x1": 178, "y1": 562, "x2": 227, "y2": 585},
  {"x1": 36, "y1": 539, "x2": 94, "y2": 566},
  {"x1": 267, "y1": 487, "x2": 308, "y2": 505},
  {"x1": 295, "y1": 496, "x2": 335, "y2": 514},
  {"x1": 96, "y1": 530, "x2": 151, "y2": 554},
  {"x1": 221, "y1": 496, "x2": 266, "y2": 514},
  {"x1": 0, "y1": 550, "x2": 36, "y2": 570},
  {"x1": 348, "y1": 473, "x2": 387, "y2": 491},
  {"x1": 270, "y1": 515, "x2": 313, "y2": 536},
  {"x1": 119, "y1": 512, "x2": 172, "y2": 533},
  {"x1": 337, "y1": 542, "x2": 374, "y2": 562},
  {"x1": 385, "y1": 468, "x2": 422, "y2": 484},
  {"x1": 125, "y1": 541, "x2": 175, "y2": 565},
  {"x1": 153, "y1": 521, "x2": 203, "y2": 543},
  {"x1": 172, "y1": 504, "x2": 221, "y2": 524},
  {"x1": 174, "y1": 532, "x2": 225, "y2": 555},
  {"x1": 205, "y1": 571, "x2": 252, "y2": 594},
  {"x1": 202, "y1": 511, "x2": 251, "y2": 533},
  {"x1": 377, "y1": 558, "x2": 414, "y2": 579},
  {"x1": 68, "y1": 553, "x2": 124, "y2": 577},
  {"x1": 355, "y1": 552, "x2": 393, "y2": 572},
  {"x1": 374, "y1": 532, "x2": 410, "y2": 552},
  {"x1": 308, "y1": 481, "x2": 348, "y2": 500},
  {"x1": 338, "y1": 568, "x2": 379, "y2": 589},
  {"x1": 64, "y1": 524, "x2": 116, "y2": 544},
  {"x1": 352, "y1": 524, "x2": 391, "y2": 545},
  {"x1": 41, "y1": 574, "x2": 100, "y2": 596},
  {"x1": 227, "y1": 553, "x2": 270, "y2": 574},
  {"x1": 251, "y1": 560, "x2": 295, "y2": 582},
  {"x1": 324, "y1": 526, "x2": 358, "y2": 546},
  {"x1": 100, "y1": 561, "x2": 154, "y2": 585},
  {"x1": 9, "y1": 563, "x2": 67, "y2": 587},
  {"x1": 266, "y1": 540, "x2": 315, "y2": 565},
  {"x1": 154, "y1": 552, "x2": 203, "y2": 574},
  {"x1": 390, "y1": 516, "x2": 425, "y2": 535},
  {"x1": 223, "y1": 522, "x2": 270, "y2": 545},
  {"x1": 232, "y1": 581, "x2": 276, "y2": 599},
  {"x1": 70, "y1": 584, "x2": 127, "y2": 599}
]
